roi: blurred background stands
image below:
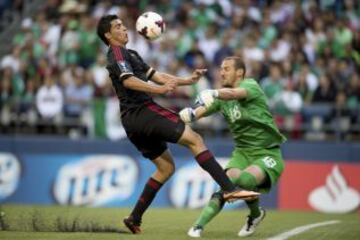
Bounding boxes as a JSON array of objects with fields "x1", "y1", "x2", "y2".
[{"x1": 0, "y1": 0, "x2": 359, "y2": 141}]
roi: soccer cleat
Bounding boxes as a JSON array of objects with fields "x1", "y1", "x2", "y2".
[
  {"x1": 223, "y1": 189, "x2": 260, "y2": 202},
  {"x1": 187, "y1": 225, "x2": 203, "y2": 238},
  {"x1": 123, "y1": 216, "x2": 142, "y2": 234},
  {"x1": 238, "y1": 208, "x2": 266, "y2": 237}
]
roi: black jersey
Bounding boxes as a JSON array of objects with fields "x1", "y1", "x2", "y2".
[{"x1": 106, "y1": 46, "x2": 156, "y2": 114}]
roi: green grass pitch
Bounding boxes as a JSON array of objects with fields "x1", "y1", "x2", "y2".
[{"x1": 0, "y1": 205, "x2": 359, "y2": 239}]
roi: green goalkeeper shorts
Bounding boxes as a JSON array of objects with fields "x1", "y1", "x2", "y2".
[{"x1": 225, "y1": 146, "x2": 284, "y2": 193}]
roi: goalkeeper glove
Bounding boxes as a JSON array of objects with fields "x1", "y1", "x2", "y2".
[
  {"x1": 196, "y1": 90, "x2": 219, "y2": 108},
  {"x1": 179, "y1": 107, "x2": 196, "y2": 123}
]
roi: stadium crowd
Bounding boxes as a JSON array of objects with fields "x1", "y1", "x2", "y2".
[{"x1": 0, "y1": 0, "x2": 359, "y2": 140}]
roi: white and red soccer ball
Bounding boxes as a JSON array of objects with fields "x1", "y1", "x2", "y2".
[{"x1": 136, "y1": 12, "x2": 165, "y2": 41}]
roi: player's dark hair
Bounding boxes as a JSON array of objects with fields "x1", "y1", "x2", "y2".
[
  {"x1": 224, "y1": 56, "x2": 246, "y2": 76},
  {"x1": 97, "y1": 15, "x2": 119, "y2": 45}
]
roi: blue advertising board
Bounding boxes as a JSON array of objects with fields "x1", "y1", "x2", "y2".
[
  {"x1": 0, "y1": 152, "x2": 278, "y2": 209},
  {"x1": 1, "y1": 136, "x2": 359, "y2": 209}
]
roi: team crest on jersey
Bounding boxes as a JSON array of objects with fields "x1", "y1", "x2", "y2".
[{"x1": 118, "y1": 61, "x2": 132, "y2": 73}]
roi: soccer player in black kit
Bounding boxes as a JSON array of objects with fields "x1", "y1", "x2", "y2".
[{"x1": 97, "y1": 15, "x2": 259, "y2": 234}]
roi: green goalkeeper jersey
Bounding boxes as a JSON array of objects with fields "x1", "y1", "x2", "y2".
[{"x1": 205, "y1": 78, "x2": 286, "y2": 149}]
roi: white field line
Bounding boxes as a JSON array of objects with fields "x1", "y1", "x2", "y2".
[{"x1": 267, "y1": 220, "x2": 341, "y2": 240}]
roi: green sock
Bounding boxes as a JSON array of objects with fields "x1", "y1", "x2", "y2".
[
  {"x1": 234, "y1": 171, "x2": 261, "y2": 218},
  {"x1": 194, "y1": 192, "x2": 224, "y2": 227},
  {"x1": 246, "y1": 198, "x2": 260, "y2": 218}
]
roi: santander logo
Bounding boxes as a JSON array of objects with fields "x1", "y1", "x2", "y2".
[{"x1": 308, "y1": 165, "x2": 360, "y2": 213}]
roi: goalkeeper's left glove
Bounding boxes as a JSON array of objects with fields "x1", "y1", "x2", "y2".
[
  {"x1": 196, "y1": 90, "x2": 219, "y2": 108},
  {"x1": 179, "y1": 107, "x2": 196, "y2": 123}
]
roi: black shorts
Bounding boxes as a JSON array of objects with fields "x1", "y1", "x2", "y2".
[{"x1": 122, "y1": 101, "x2": 185, "y2": 160}]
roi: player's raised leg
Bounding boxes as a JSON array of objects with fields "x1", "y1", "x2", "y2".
[
  {"x1": 177, "y1": 125, "x2": 259, "y2": 200},
  {"x1": 124, "y1": 150, "x2": 175, "y2": 234}
]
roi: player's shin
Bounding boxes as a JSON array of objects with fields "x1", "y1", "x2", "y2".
[
  {"x1": 195, "y1": 150, "x2": 235, "y2": 192},
  {"x1": 234, "y1": 172, "x2": 261, "y2": 218},
  {"x1": 194, "y1": 191, "x2": 225, "y2": 228},
  {"x1": 130, "y1": 177, "x2": 163, "y2": 223},
  {"x1": 246, "y1": 198, "x2": 261, "y2": 218}
]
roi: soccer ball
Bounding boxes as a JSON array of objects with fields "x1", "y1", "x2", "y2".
[{"x1": 136, "y1": 12, "x2": 165, "y2": 41}]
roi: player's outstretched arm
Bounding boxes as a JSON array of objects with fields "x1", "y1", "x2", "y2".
[
  {"x1": 216, "y1": 88, "x2": 248, "y2": 100},
  {"x1": 123, "y1": 76, "x2": 176, "y2": 95},
  {"x1": 179, "y1": 105, "x2": 207, "y2": 123},
  {"x1": 197, "y1": 88, "x2": 248, "y2": 108},
  {"x1": 151, "y1": 69, "x2": 207, "y2": 86}
]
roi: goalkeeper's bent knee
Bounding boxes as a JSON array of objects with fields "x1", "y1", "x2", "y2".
[{"x1": 235, "y1": 171, "x2": 257, "y2": 191}]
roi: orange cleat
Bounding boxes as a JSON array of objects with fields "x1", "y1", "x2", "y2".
[{"x1": 223, "y1": 189, "x2": 260, "y2": 202}]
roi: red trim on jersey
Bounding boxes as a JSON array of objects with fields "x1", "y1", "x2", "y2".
[
  {"x1": 112, "y1": 46, "x2": 124, "y2": 61},
  {"x1": 195, "y1": 150, "x2": 213, "y2": 164},
  {"x1": 144, "y1": 102, "x2": 178, "y2": 123},
  {"x1": 147, "y1": 178, "x2": 162, "y2": 190}
]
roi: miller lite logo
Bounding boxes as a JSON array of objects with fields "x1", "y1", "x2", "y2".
[
  {"x1": 169, "y1": 159, "x2": 243, "y2": 209},
  {"x1": 0, "y1": 153, "x2": 21, "y2": 200},
  {"x1": 308, "y1": 165, "x2": 360, "y2": 213},
  {"x1": 53, "y1": 155, "x2": 138, "y2": 206}
]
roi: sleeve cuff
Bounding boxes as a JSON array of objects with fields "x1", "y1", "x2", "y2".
[
  {"x1": 146, "y1": 68, "x2": 156, "y2": 79},
  {"x1": 120, "y1": 73, "x2": 133, "y2": 81}
]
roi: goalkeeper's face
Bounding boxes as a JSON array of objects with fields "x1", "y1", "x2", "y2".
[{"x1": 220, "y1": 59, "x2": 237, "y2": 87}]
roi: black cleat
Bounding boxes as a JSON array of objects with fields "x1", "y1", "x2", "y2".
[{"x1": 123, "y1": 216, "x2": 142, "y2": 234}]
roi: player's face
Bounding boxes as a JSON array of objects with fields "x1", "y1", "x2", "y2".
[
  {"x1": 220, "y1": 59, "x2": 237, "y2": 87},
  {"x1": 108, "y1": 19, "x2": 128, "y2": 46}
]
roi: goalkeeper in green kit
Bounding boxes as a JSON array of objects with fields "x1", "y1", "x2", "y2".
[{"x1": 179, "y1": 56, "x2": 286, "y2": 238}]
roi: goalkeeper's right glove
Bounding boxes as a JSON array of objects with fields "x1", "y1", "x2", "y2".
[{"x1": 179, "y1": 107, "x2": 196, "y2": 123}]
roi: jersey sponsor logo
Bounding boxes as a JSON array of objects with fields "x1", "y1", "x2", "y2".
[
  {"x1": 53, "y1": 155, "x2": 138, "y2": 206},
  {"x1": 229, "y1": 105, "x2": 242, "y2": 123},
  {"x1": 0, "y1": 153, "x2": 21, "y2": 200},
  {"x1": 308, "y1": 165, "x2": 360, "y2": 213},
  {"x1": 169, "y1": 159, "x2": 243, "y2": 209},
  {"x1": 262, "y1": 156, "x2": 276, "y2": 168}
]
